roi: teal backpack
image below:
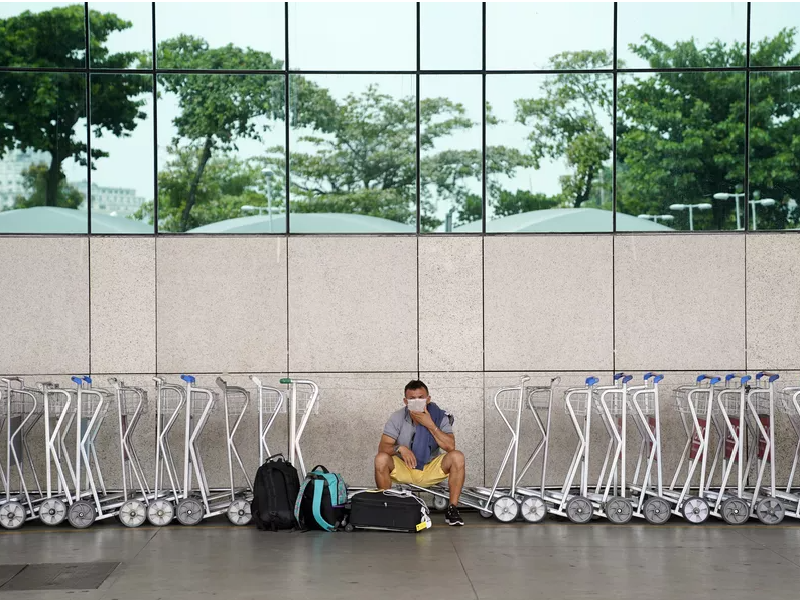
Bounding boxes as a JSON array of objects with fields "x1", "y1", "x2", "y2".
[{"x1": 294, "y1": 465, "x2": 348, "y2": 532}]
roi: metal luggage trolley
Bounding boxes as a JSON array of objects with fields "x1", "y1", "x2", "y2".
[
  {"x1": 468, "y1": 375, "x2": 535, "y2": 522},
  {"x1": 776, "y1": 381, "x2": 800, "y2": 519},
  {"x1": 169, "y1": 375, "x2": 251, "y2": 526},
  {"x1": 0, "y1": 377, "x2": 44, "y2": 529},
  {"x1": 37, "y1": 382, "x2": 77, "y2": 526},
  {"x1": 468, "y1": 376, "x2": 565, "y2": 522},
  {"x1": 147, "y1": 377, "x2": 187, "y2": 526},
  {"x1": 703, "y1": 374, "x2": 753, "y2": 524},
  {"x1": 251, "y1": 376, "x2": 285, "y2": 465},
  {"x1": 625, "y1": 373, "x2": 673, "y2": 524},
  {"x1": 740, "y1": 372, "x2": 784, "y2": 524},
  {"x1": 502, "y1": 377, "x2": 561, "y2": 523},
  {"x1": 1, "y1": 380, "x2": 79, "y2": 529},
  {"x1": 174, "y1": 375, "x2": 218, "y2": 526},
  {"x1": 663, "y1": 374, "x2": 720, "y2": 523},
  {"x1": 592, "y1": 374, "x2": 635, "y2": 523},
  {"x1": 214, "y1": 377, "x2": 253, "y2": 525},
  {"x1": 546, "y1": 376, "x2": 601, "y2": 524},
  {"x1": 111, "y1": 378, "x2": 153, "y2": 528},
  {"x1": 387, "y1": 375, "x2": 550, "y2": 523},
  {"x1": 280, "y1": 377, "x2": 320, "y2": 479},
  {"x1": 68, "y1": 376, "x2": 125, "y2": 529},
  {"x1": 547, "y1": 375, "x2": 633, "y2": 524}
]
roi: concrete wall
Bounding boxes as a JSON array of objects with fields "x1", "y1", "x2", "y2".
[{"x1": 1, "y1": 233, "x2": 799, "y2": 490}]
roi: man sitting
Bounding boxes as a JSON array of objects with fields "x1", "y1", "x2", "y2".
[{"x1": 374, "y1": 380, "x2": 465, "y2": 526}]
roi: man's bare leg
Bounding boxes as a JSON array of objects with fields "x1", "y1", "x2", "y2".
[
  {"x1": 441, "y1": 450, "x2": 465, "y2": 506},
  {"x1": 374, "y1": 452, "x2": 394, "y2": 490}
]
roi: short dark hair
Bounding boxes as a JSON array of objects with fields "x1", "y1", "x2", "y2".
[{"x1": 404, "y1": 380, "x2": 429, "y2": 396}]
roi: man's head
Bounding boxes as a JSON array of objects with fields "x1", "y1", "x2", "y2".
[{"x1": 403, "y1": 380, "x2": 430, "y2": 405}]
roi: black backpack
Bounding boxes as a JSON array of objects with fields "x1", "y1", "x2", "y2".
[{"x1": 251, "y1": 454, "x2": 300, "y2": 531}]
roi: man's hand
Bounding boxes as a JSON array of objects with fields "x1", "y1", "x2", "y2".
[
  {"x1": 409, "y1": 406, "x2": 436, "y2": 430},
  {"x1": 397, "y1": 446, "x2": 417, "y2": 469}
]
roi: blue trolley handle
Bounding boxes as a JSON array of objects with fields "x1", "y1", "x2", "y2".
[{"x1": 756, "y1": 371, "x2": 780, "y2": 383}]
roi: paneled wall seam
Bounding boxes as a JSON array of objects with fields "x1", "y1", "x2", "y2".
[
  {"x1": 285, "y1": 232, "x2": 291, "y2": 376},
  {"x1": 154, "y1": 237, "x2": 159, "y2": 373},
  {"x1": 481, "y1": 236, "x2": 486, "y2": 486},
  {"x1": 416, "y1": 236, "x2": 420, "y2": 378},
  {"x1": 88, "y1": 236, "x2": 93, "y2": 374},
  {"x1": 744, "y1": 233, "x2": 749, "y2": 372}
]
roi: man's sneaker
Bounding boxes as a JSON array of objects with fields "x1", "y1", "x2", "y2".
[{"x1": 445, "y1": 505, "x2": 464, "y2": 526}]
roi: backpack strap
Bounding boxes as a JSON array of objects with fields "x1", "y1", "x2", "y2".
[
  {"x1": 294, "y1": 477, "x2": 312, "y2": 527},
  {"x1": 311, "y1": 479, "x2": 337, "y2": 532}
]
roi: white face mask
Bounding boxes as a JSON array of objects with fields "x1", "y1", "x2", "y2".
[{"x1": 406, "y1": 398, "x2": 427, "y2": 413}]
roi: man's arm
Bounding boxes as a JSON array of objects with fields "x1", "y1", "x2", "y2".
[
  {"x1": 379, "y1": 434, "x2": 417, "y2": 469},
  {"x1": 410, "y1": 410, "x2": 456, "y2": 452},
  {"x1": 430, "y1": 426, "x2": 456, "y2": 453},
  {"x1": 378, "y1": 434, "x2": 398, "y2": 457}
]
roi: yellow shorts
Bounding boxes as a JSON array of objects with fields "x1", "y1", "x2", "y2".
[{"x1": 391, "y1": 453, "x2": 448, "y2": 487}]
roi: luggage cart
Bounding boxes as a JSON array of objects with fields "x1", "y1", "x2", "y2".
[
  {"x1": 467, "y1": 376, "x2": 566, "y2": 522},
  {"x1": 173, "y1": 375, "x2": 252, "y2": 526},
  {"x1": 390, "y1": 375, "x2": 551, "y2": 523},
  {"x1": 704, "y1": 374, "x2": 753, "y2": 524},
  {"x1": 111, "y1": 378, "x2": 152, "y2": 528},
  {"x1": 592, "y1": 374, "x2": 635, "y2": 523},
  {"x1": 741, "y1": 372, "x2": 784, "y2": 524},
  {"x1": 214, "y1": 377, "x2": 253, "y2": 525},
  {"x1": 251, "y1": 376, "x2": 285, "y2": 465},
  {"x1": 545, "y1": 376, "x2": 601, "y2": 524},
  {"x1": 0, "y1": 380, "x2": 76, "y2": 530},
  {"x1": 626, "y1": 373, "x2": 673, "y2": 524},
  {"x1": 542, "y1": 375, "x2": 632, "y2": 524},
  {"x1": 147, "y1": 377, "x2": 187, "y2": 526},
  {"x1": 0, "y1": 380, "x2": 9, "y2": 501},
  {"x1": 38, "y1": 382, "x2": 77, "y2": 526},
  {"x1": 776, "y1": 381, "x2": 800, "y2": 519},
  {"x1": 502, "y1": 377, "x2": 561, "y2": 523},
  {"x1": 0, "y1": 377, "x2": 42, "y2": 529},
  {"x1": 68, "y1": 376, "x2": 125, "y2": 529},
  {"x1": 663, "y1": 375, "x2": 720, "y2": 524},
  {"x1": 174, "y1": 375, "x2": 217, "y2": 526},
  {"x1": 281, "y1": 377, "x2": 320, "y2": 479},
  {"x1": 468, "y1": 375, "x2": 534, "y2": 522}
]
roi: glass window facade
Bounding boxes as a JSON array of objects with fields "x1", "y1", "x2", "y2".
[{"x1": 0, "y1": 2, "x2": 798, "y2": 234}]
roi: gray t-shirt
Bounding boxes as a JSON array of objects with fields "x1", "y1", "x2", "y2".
[{"x1": 383, "y1": 406, "x2": 454, "y2": 455}]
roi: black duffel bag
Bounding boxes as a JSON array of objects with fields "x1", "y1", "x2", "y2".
[{"x1": 345, "y1": 490, "x2": 431, "y2": 533}]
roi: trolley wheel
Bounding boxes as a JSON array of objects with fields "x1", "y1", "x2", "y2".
[
  {"x1": 39, "y1": 498, "x2": 67, "y2": 526},
  {"x1": 642, "y1": 497, "x2": 671, "y2": 525},
  {"x1": 432, "y1": 495, "x2": 448, "y2": 512},
  {"x1": 720, "y1": 497, "x2": 750, "y2": 525},
  {"x1": 147, "y1": 499, "x2": 174, "y2": 526},
  {"x1": 493, "y1": 496, "x2": 519, "y2": 523},
  {"x1": 68, "y1": 501, "x2": 96, "y2": 529},
  {"x1": 479, "y1": 509, "x2": 493, "y2": 519},
  {"x1": 176, "y1": 498, "x2": 204, "y2": 526},
  {"x1": 565, "y1": 496, "x2": 593, "y2": 524},
  {"x1": 0, "y1": 501, "x2": 25, "y2": 530},
  {"x1": 119, "y1": 500, "x2": 147, "y2": 528},
  {"x1": 344, "y1": 523, "x2": 355, "y2": 533},
  {"x1": 226, "y1": 499, "x2": 252, "y2": 526},
  {"x1": 755, "y1": 497, "x2": 785, "y2": 525},
  {"x1": 520, "y1": 496, "x2": 547, "y2": 524},
  {"x1": 605, "y1": 496, "x2": 633, "y2": 524},
  {"x1": 681, "y1": 496, "x2": 709, "y2": 524}
]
